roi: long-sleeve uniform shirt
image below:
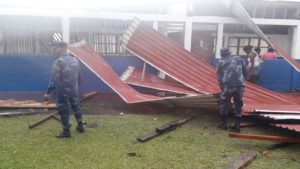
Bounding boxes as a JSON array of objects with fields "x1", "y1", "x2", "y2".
[
  {"x1": 47, "y1": 53, "x2": 81, "y2": 97},
  {"x1": 216, "y1": 55, "x2": 248, "y2": 117},
  {"x1": 216, "y1": 55, "x2": 248, "y2": 88}
]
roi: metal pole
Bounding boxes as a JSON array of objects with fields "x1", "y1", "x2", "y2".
[{"x1": 141, "y1": 62, "x2": 146, "y2": 82}]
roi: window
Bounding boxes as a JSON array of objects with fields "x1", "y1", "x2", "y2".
[
  {"x1": 70, "y1": 18, "x2": 131, "y2": 56},
  {"x1": 0, "y1": 15, "x2": 62, "y2": 55},
  {"x1": 228, "y1": 37, "x2": 269, "y2": 55}
]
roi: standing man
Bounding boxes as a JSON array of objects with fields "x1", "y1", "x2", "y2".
[
  {"x1": 249, "y1": 47, "x2": 263, "y2": 84},
  {"x1": 44, "y1": 41, "x2": 84, "y2": 138},
  {"x1": 243, "y1": 45, "x2": 257, "y2": 81},
  {"x1": 216, "y1": 47, "x2": 248, "y2": 132}
]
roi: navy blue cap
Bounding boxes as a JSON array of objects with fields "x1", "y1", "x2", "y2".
[{"x1": 50, "y1": 41, "x2": 67, "y2": 48}]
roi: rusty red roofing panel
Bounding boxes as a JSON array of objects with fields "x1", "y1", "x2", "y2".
[
  {"x1": 122, "y1": 20, "x2": 297, "y2": 108},
  {"x1": 260, "y1": 114, "x2": 300, "y2": 120},
  {"x1": 121, "y1": 66, "x2": 198, "y2": 95},
  {"x1": 278, "y1": 93, "x2": 300, "y2": 104},
  {"x1": 152, "y1": 94, "x2": 219, "y2": 109},
  {"x1": 243, "y1": 104, "x2": 300, "y2": 114},
  {"x1": 271, "y1": 124, "x2": 300, "y2": 132},
  {"x1": 122, "y1": 20, "x2": 220, "y2": 94},
  {"x1": 68, "y1": 40, "x2": 165, "y2": 104}
]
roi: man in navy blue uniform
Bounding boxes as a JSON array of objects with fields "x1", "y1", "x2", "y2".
[
  {"x1": 216, "y1": 47, "x2": 248, "y2": 132},
  {"x1": 44, "y1": 41, "x2": 84, "y2": 138}
]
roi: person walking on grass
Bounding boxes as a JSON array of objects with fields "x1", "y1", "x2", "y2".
[
  {"x1": 216, "y1": 47, "x2": 248, "y2": 132},
  {"x1": 44, "y1": 41, "x2": 84, "y2": 138}
]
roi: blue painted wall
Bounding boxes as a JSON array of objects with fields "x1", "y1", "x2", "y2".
[
  {"x1": 0, "y1": 55, "x2": 299, "y2": 92},
  {"x1": 257, "y1": 60, "x2": 296, "y2": 91},
  {"x1": 0, "y1": 55, "x2": 158, "y2": 93}
]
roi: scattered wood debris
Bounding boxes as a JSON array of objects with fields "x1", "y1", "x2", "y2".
[
  {"x1": 137, "y1": 116, "x2": 194, "y2": 143},
  {"x1": 224, "y1": 152, "x2": 257, "y2": 169},
  {"x1": 28, "y1": 111, "x2": 58, "y2": 129},
  {"x1": 229, "y1": 132, "x2": 300, "y2": 144},
  {"x1": 0, "y1": 99, "x2": 56, "y2": 109}
]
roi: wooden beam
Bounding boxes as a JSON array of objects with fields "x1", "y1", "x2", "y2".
[
  {"x1": 0, "y1": 103, "x2": 56, "y2": 109},
  {"x1": 28, "y1": 112, "x2": 58, "y2": 129},
  {"x1": 27, "y1": 91, "x2": 97, "y2": 129},
  {"x1": 137, "y1": 116, "x2": 194, "y2": 143},
  {"x1": 0, "y1": 108, "x2": 49, "y2": 117},
  {"x1": 79, "y1": 91, "x2": 99, "y2": 102},
  {"x1": 229, "y1": 132, "x2": 300, "y2": 144},
  {"x1": 261, "y1": 142, "x2": 293, "y2": 156},
  {"x1": 224, "y1": 152, "x2": 257, "y2": 169},
  {"x1": 52, "y1": 114, "x2": 61, "y2": 122}
]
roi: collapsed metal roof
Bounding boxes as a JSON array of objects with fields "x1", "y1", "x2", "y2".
[{"x1": 68, "y1": 40, "x2": 167, "y2": 103}]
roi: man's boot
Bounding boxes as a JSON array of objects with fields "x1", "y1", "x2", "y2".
[
  {"x1": 56, "y1": 128, "x2": 71, "y2": 138},
  {"x1": 218, "y1": 116, "x2": 227, "y2": 130},
  {"x1": 230, "y1": 117, "x2": 241, "y2": 133},
  {"x1": 76, "y1": 121, "x2": 85, "y2": 133}
]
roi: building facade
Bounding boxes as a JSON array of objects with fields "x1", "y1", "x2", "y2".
[{"x1": 0, "y1": 0, "x2": 300, "y2": 60}]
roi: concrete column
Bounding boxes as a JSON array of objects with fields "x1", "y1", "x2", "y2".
[
  {"x1": 62, "y1": 16, "x2": 70, "y2": 43},
  {"x1": 292, "y1": 24, "x2": 300, "y2": 59},
  {"x1": 287, "y1": 27, "x2": 294, "y2": 55},
  {"x1": 215, "y1": 23, "x2": 224, "y2": 59},
  {"x1": 223, "y1": 35, "x2": 229, "y2": 48},
  {"x1": 0, "y1": 30, "x2": 4, "y2": 54},
  {"x1": 184, "y1": 21, "x2": 192, "y2": 51},
  {"x1": 153, "y1": 21, "x2": 158, "y2": 30}
]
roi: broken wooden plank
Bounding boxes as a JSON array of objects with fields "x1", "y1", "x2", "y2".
[
  {"x1": 137, "y1": 131, "x2": 163, "y2": 143},
  {"x1": 52, "y1": 114, "x2": 61, "y2": 122},
  {"x1": 0, "y1": 108, "x2": 49, "y2": 117},
  {"x1": 0, "y1": 111, "x2": 37, "y2": 117},
  {"x1": 28, "y1": 112, "x2": 58, "y2": 129},
  {"x1": 156, "y1": 116, "x2": 193, "y2": 133},
  {"x1": 26, "y1": 92, "x2": 96, "y2": 129},
  {"x1": 137, "y1": 116, "x2": 194, "y2": 143},
  {"x1": 229, "y1": 132, "x2": 300, "y2": 143},
  {"x1": 137, "y1": 127, "x2": 176, "y2": 143},
  {"x1": 261, "y1": 142, "x2": 292, "y2": 155},
  {"x1": 224, "y1": 152, "x2": 257, "y2": 169},
  {"x1": 80, "y1": 91, "x2": 99, "y2": 102},
  {"x1": 0, "y1": 103, "x2": 56, "y2": 109},
  {"x1": 240, "y1": 123, "x2": 263, "y2": 128}
]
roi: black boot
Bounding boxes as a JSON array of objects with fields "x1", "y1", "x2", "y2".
[
  {"x1": 230, "y1": 117, "x2": 241, "y2": 133},
  {"x1": 218, "y1": 116, "x2": 227, "y2": 130},
  {"x1": 76, "y1": 121, "x2": 85, "y2": 133},
  {"x1": 56, "y1": 128, "x2": 71, "y2": 138}
]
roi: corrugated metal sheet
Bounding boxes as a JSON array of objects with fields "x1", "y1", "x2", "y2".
[
  {"x1": 122, "y1": 20, "x2": 220, "y2": 94},
  {"x1": 226, "y1": 0, "x2": 300, "y2": 72},
  {"x1": 260, "y1": 114, "x2": 300, "y2": 120},
  {"x1": 68, "y1": 40, "x2": 166, "y2": 103},
  {"x1": 153, "y1": 94, "x2": 219, "y2": 109},
  {"x1": 279, "y1": 93, "x2": 300, "y2": 104},
  {"x1": 122, "y1": 20, "x2": 298, "y2": 109},
  {"x1": 120, "y1": 66, "x2": 198, "y2": 95},
  {"x1": 271, "y1": 124, "x2": 300, "y2": 132},
  {"x1": 243, "y1": 104, "x2": 300, "y2": 114}
]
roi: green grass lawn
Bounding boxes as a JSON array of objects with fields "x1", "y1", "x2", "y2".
[{"x1": 0, "y1": 109, "x2": 300, "y2": 169}]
